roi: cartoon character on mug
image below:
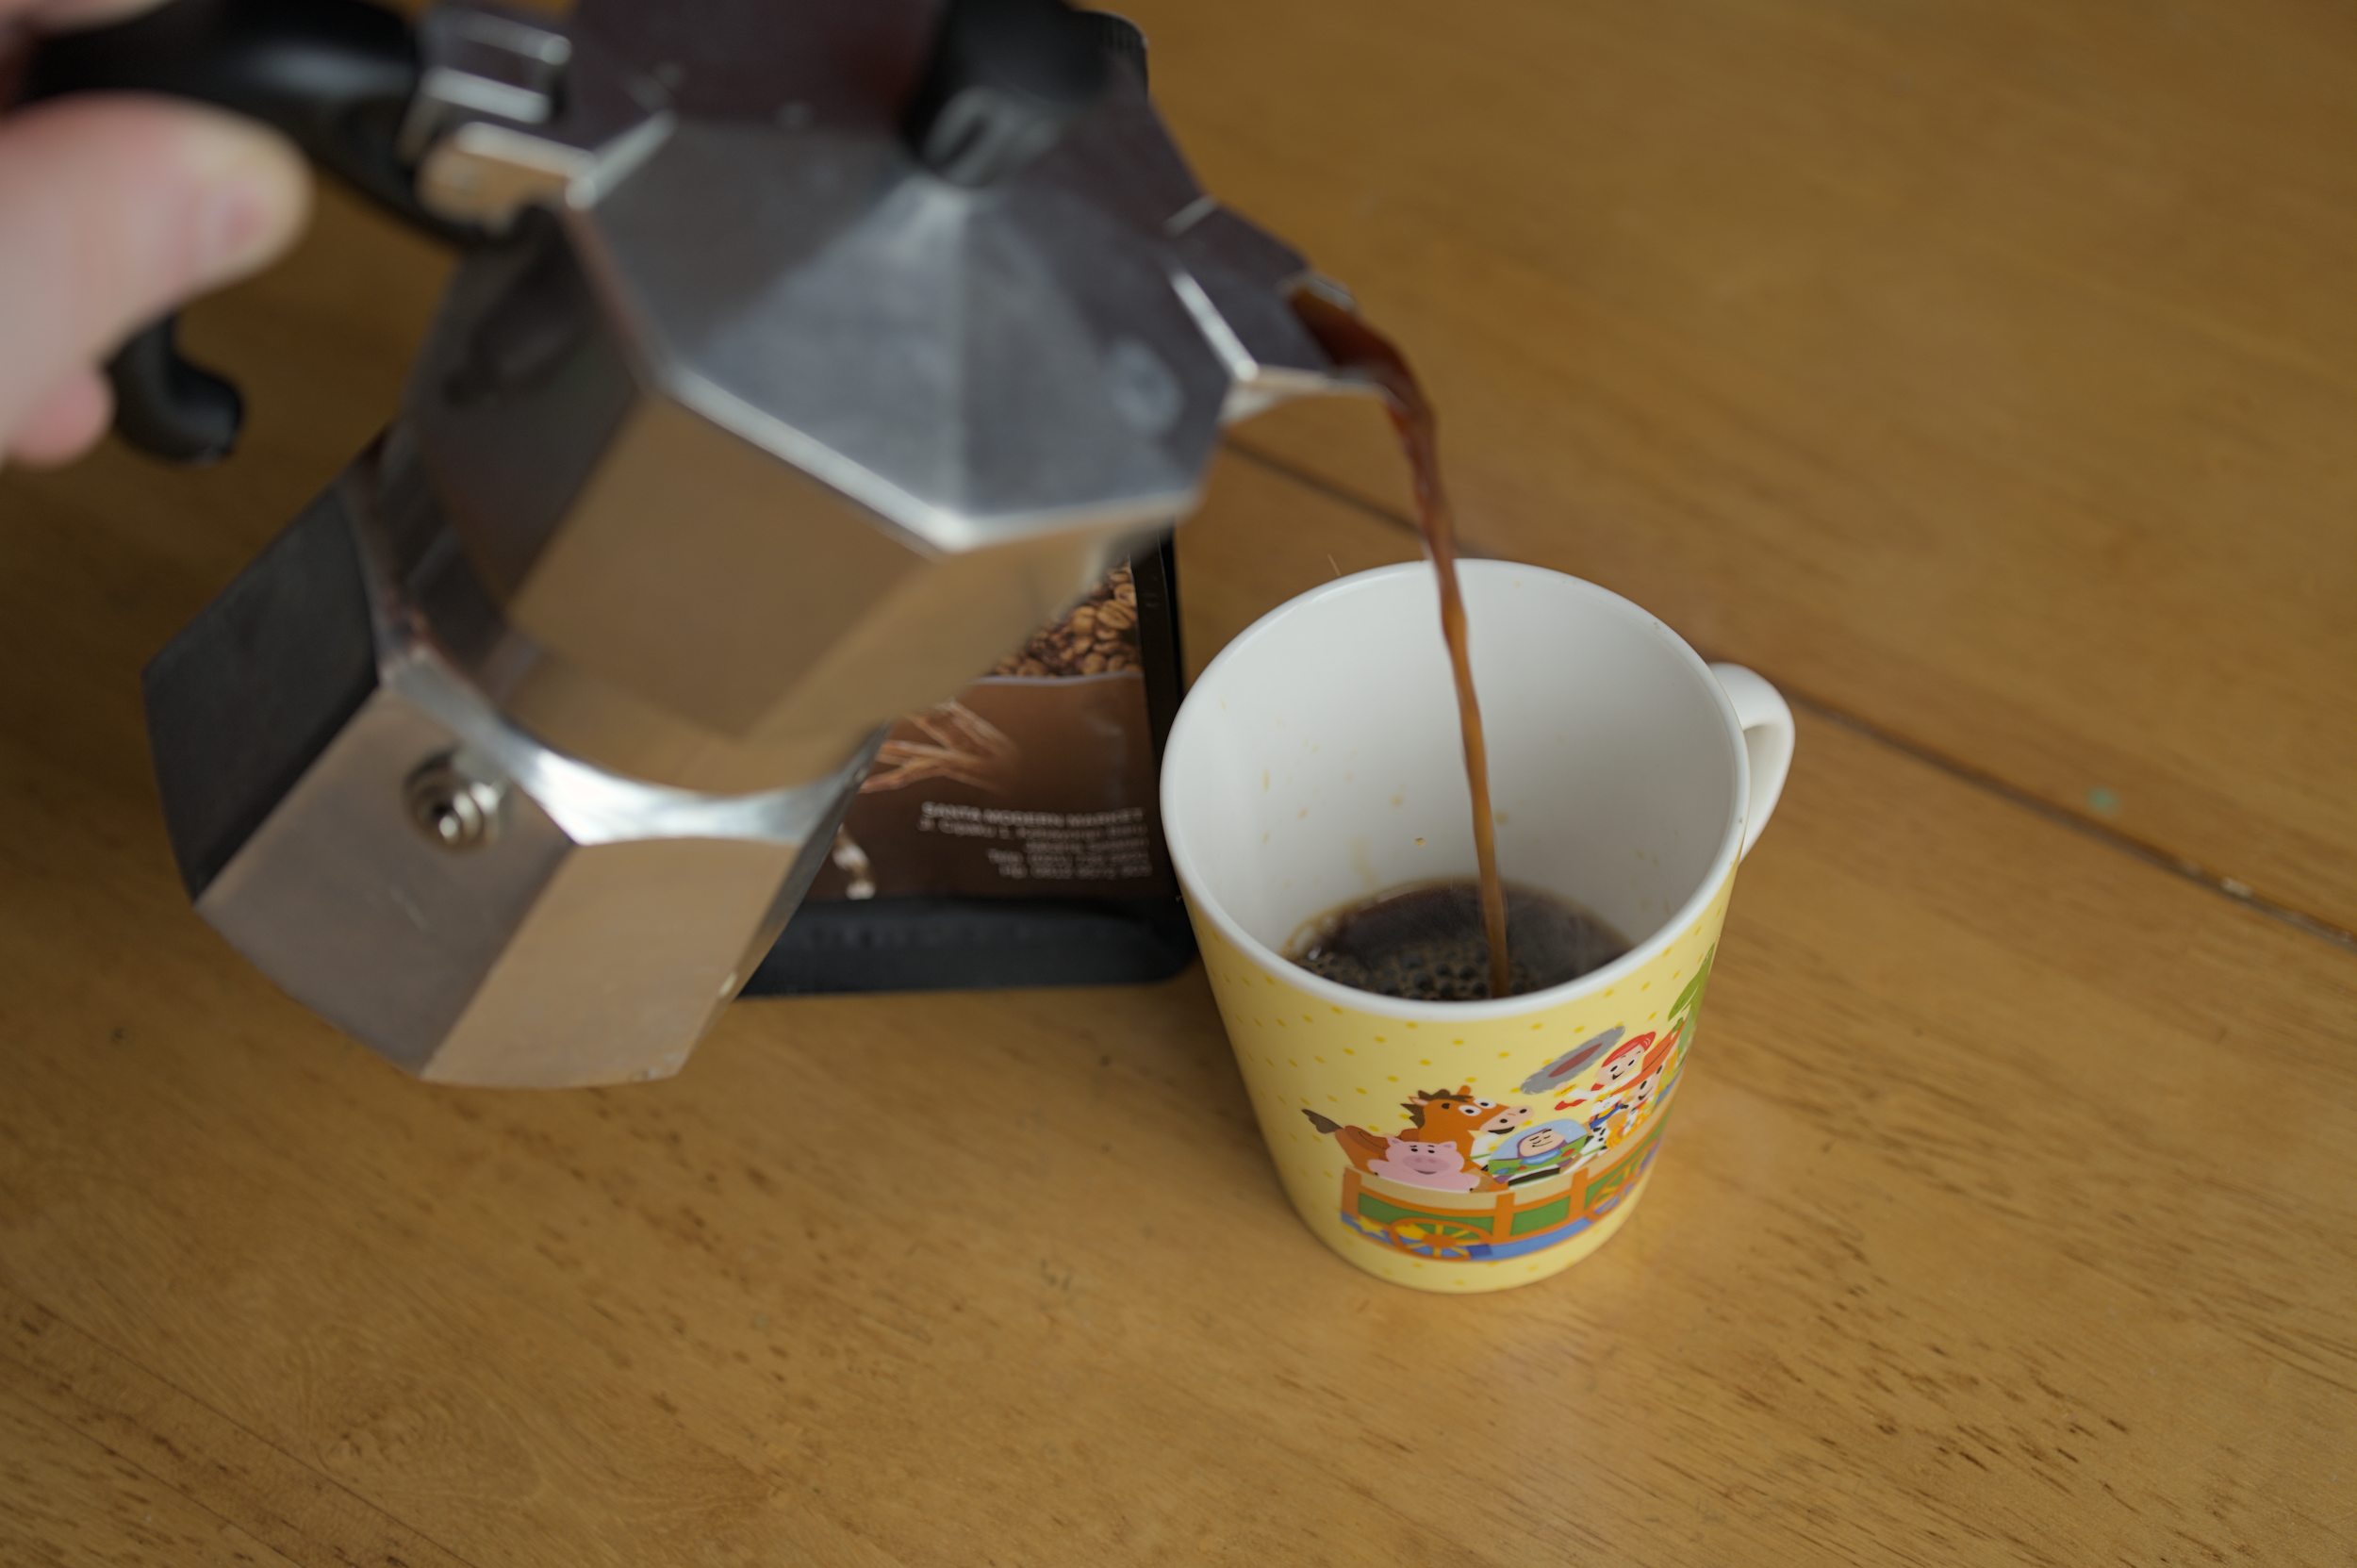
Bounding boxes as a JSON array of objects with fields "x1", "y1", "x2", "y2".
[
  {"x1": 1368, "y1": 1137, "x2": 1488, "y2": 1191},
  {"x1": 1550, "y1": 1024, "x2": 1690, "y2": 1146},
  {"x1": 1611, "y1": 1022, "x2": 1685, "y2": 1139},
  {"x1": 1303, "y1": 1087, "x2": 1533, "y2": 1192},
  {"x1": 1478, "y1": 1120, "x2": 1606, "y2": 1183}
]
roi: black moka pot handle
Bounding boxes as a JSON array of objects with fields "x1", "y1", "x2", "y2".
[
  {"x1": 17, "y1": 0, "x2": 432, "y2": 462},
  {"x1": 19, "y1": 0, "x2": 1150, "y2": 465}
]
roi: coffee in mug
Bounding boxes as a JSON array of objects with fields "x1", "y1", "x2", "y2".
[{"x1": 1286, "y1": 882, "x2": 1629, "y2": 1002}]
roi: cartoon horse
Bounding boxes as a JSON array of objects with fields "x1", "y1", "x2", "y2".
[{"x1": 1303, "y1": 1087, "x2": 1532, "y2": 1191}]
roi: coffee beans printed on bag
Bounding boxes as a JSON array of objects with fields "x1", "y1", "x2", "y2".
[{"x1": 991, "y1": 565, "x2": 1141, "y2": 678}]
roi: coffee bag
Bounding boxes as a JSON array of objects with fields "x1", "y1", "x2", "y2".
[{"x1": 746, "y1": 540, "x2": 1194, "y2": 995}]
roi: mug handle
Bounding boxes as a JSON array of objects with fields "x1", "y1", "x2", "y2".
[{"x1": 1709, "y1": 664, "x2": 1795, "y2": 859}]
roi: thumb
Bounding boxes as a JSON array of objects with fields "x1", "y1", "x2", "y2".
[{"x1": 0, "y1": 95, "x2": 309, "y2": 457}]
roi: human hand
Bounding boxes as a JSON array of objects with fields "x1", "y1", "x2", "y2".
[{"x1": 0, "y1": 0, "x2": 308, "y2": 468}]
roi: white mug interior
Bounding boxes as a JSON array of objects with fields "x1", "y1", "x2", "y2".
[{"x1": 1162, "y1": 561, "x2": 1747, "y2": 1011}]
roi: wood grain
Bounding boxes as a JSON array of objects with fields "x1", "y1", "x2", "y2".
[
  {"x1": 0, "y1": 1389, "x2": 295, "y2": 1568},
  {"x1": 1117, "y1": 0, "x2": 2357, "y2": 930},
  {"x1": 3, "y1": 11, "x2": 2354, "y2": 1559},
  {"x1": 2, "y1": 429, "x2": 2352, "y2": 1564}
]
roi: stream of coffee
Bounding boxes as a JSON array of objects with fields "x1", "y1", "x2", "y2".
[{"x1": 1289, "y1": 291, "x2": 1513, "y2": 999}]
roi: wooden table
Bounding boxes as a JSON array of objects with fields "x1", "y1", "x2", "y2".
[
  {"x1": 1136, "y1": 0, "x2": 2357, "y2": 934},
  {"x1": 4, "y1": 4, "x2": 2354, "y2": 1563}
]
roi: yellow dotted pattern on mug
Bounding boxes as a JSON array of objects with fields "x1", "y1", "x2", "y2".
[{"x1": 1188, "y1": 871, "x2": 1735, "y2": 1294}]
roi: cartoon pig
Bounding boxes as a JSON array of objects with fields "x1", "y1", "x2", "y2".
[{"x1": 1369, "y1": 1138, "x2": 1485, "y2": 1192}]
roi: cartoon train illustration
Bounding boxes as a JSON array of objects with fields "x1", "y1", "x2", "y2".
[
  {"x1": 1305, "y1": 1011, "x2": 1699, "y2": 1263},
  {"x1": 1336, "y1": 1111, "x2": 1672, "y2": 1262}
]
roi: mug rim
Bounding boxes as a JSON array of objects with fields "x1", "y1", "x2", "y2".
[{"x1": 1162, "y1": 560, "x2": 1751, "y2": 1020}]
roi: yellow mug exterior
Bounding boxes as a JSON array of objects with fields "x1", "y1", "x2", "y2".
[{"x1": 1192, "y1": 873, "x2": 1734, "y2": 1294}]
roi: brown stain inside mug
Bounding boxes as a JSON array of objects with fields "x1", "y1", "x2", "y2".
[{"x1": 1291, "y1": 290, "x2": 1512, "y2": 999}]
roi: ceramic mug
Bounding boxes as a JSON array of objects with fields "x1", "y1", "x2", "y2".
[{"x1": 1162, "y1": 561, "x2": 1793, "y2": 1293}]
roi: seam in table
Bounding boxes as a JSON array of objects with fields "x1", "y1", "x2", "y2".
[
  {"x1": 0, "y1": 1286, "x2": 486, "y2": 1568},
  {"x1": 1226, "y1": 437, "x2": 2357, "y2": 956},
  {"x1": 5, "y1": 1392, "x2": 311, "y2": 1568}
]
